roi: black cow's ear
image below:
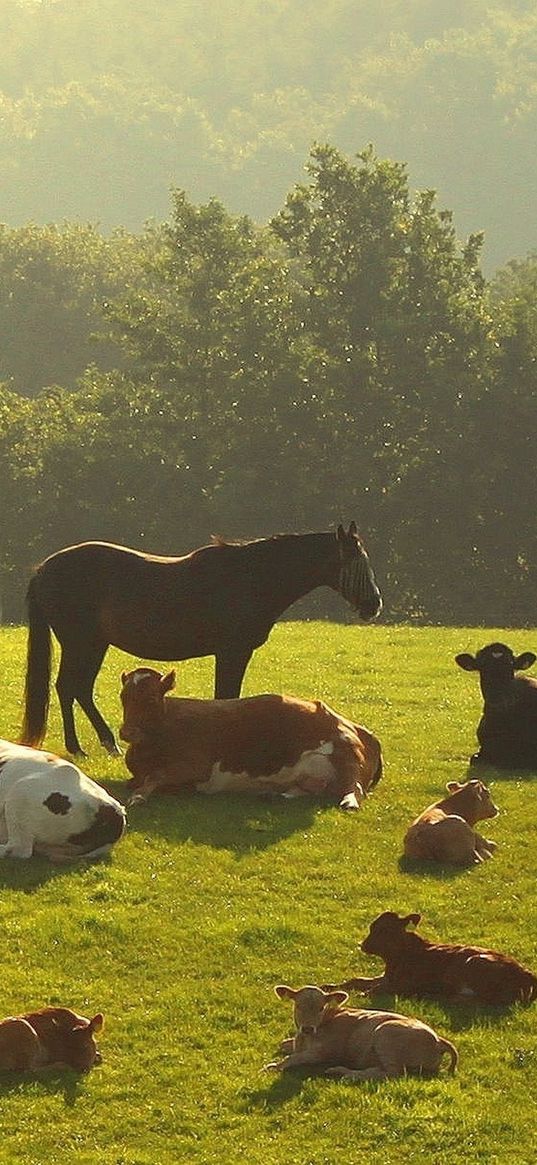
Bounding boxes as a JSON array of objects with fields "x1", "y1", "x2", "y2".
[
  {"x1": 514, "y1": 652, "x2": 537, "y2": 671},
  {"x1": 455, "y1": 653, "x2": 478, "y2": 671}
]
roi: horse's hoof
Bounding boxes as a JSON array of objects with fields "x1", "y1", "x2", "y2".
[{"x1": 103, "y1": 742, "x2": 122, "y2": 757}]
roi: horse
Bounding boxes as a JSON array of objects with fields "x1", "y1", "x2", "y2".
[{"x1": 20, "y1": 522, "x2": 382, "y2": 757}]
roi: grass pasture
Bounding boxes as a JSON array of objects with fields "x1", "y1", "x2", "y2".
[{"x1": 0, "y1": 621, "x2": 536, "y2": 1164}]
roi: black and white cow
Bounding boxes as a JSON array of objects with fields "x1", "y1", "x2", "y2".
[
  {"x1": 0, "y1": 740, "x2": 125, "y2": 862},
  {"x1": 456, "y1": 642, "x2": 537, "y2": 769}
]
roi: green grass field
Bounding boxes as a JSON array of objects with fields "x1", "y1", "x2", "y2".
[{"x1": 0, "y1": 622, "x2": 536, "y2": 1165}]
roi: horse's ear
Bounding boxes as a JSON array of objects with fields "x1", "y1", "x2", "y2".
[
  {"x1": 336, "y1": 524, "x2": 345, "y2": 541},
  {"x1": 348, "y1": 520, "x2": 357, "y2": 537},
  {"x1": 161, "y1": 670, "x2": 176, "y2": 693},
  {"x1": 121, "y1": 671, "x2": 128, "y2": 686}
]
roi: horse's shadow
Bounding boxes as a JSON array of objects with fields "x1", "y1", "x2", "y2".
[
  {"x1": 464, "y1": 761, "x2": 537, "y2": 783},
  {"x1": 108, "y1": 781, "x2": 331, "y2": 856}
]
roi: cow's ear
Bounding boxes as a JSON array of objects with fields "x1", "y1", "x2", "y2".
[
  {"x1": 455, "y1": 653, "x2": 478, "y2": 671},
  {"x1": 161, "y1": 670, "x2": 176, "y2": 694},
  {"x1": 403, "y1": 913, "x2": 421, "y2": 928},
  {"x1": 514, "y1": 652, "x2": 536, "y2": 671},
  {"x1": 324, "y1": 989, "x2": 348, "y2": 1007},
  {"x1": 446, "y1": 780, "x2": 464, "y2": 793},
  {"x1": 89, "y1": 1013, "x2": 104, "y2": 1033},
  {"x1": 274, "y1": 985, "x2": 296, "y2": 1000}
]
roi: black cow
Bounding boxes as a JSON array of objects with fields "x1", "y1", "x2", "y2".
[{"x1": 456, "y1": 642, "x2": 537, "y2": 769}]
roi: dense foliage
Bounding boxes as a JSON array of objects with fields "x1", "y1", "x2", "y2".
[
  {"x1": 1, "y1": 143, "x2": 536, "y2": 625},
  {"x1": 0, "y1": 1, "x2": 537, "y2": 269}
]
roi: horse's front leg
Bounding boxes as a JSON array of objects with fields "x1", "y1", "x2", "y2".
[{"x1": 214, "y1": 645, "x2": 254, "y2": 699}]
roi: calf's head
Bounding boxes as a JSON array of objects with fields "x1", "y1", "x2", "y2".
[
  {"x1": 274, "y1": 985, "x2": 348, "y2": 1034},
  {"x1": 455, "y1": 643, "x2": 536, "y2": 701},
  {"x1": 443, "y1": 779, "x2": 498, "y2": 823},
  {"x1": 119, "y1": 668, "x2": 176, "y2": 743},
  {"x1": 360, "y1": 911, "x2": 421, "y2": 957},
  {"x1": 62, "y1": 1013, "x2": 104, "y2": 1071}
]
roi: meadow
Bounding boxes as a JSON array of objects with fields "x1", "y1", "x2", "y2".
[{"x1": 0, "y1": 621, "x2": 536, "y2": 1165}]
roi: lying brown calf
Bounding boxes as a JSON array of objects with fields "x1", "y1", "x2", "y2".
[
  {"x1": 264, "y1": 985, "x2": 458, "y2": 1081},
  {"x1": 324, "y1": 912, "x2": 537, "y2": 1006},
  {"x1": 403, "y1": 779, "x2": 498, "y2": 865},
  {"x1": 0, "y1": 1007, "x2": 104, "y2": 1072}
]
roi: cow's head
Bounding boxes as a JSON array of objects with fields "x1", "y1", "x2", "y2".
[
  {"x1": 444, "y1": 779, "x2": 499, "y2": 824},
  {"x1": 360, "y1": 911, "x2": 421, "y2": 956},
  {"x1": 119, "y1": 668, "x2": 176, "y2": 743},
  {"x1": 274, "y1": 985, "x2": 348, "y2": 1034},
  {"x1": 455, "y1": 643, "x2": 536, "y2": 699}
]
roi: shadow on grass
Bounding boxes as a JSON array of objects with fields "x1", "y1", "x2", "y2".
[
  {"x1": 397, "y1": 855, "x2": 473, "y2": 880},
  {"x1": 464, "y1": 762, "x2": 537, "y2": 783},
  {"x1": 112, "y1": 783, "x2": 342, "y2": 856},
  {"x1": 0, "y1": 1065, "x2": 88, "y2": 1106},
  {"x1": 0, "y1": 849, "x2": 115, "y2": 893}
]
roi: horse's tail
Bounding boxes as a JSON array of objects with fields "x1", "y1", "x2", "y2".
[{"x1": 20, "y1": 574, "x2": 52, "y2": 748}]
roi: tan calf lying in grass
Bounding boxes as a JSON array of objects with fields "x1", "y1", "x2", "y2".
[
  {"x1": 403, "y1": 780, "x2": 499, "y2": 865},
  {"x1": 264, "y1": 985, "x2": 458, "y2": 1081},
  {"x1": 0, "y1": 1007, "x2": 104, "y2": 1072}
]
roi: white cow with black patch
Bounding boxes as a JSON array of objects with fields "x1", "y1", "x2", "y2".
[{"x1": 0, "y1": 740, "x2": 126, "y2": 863}]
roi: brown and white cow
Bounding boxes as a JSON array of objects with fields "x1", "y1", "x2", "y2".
[
  {"x1": 323, "y1": 911, "x2": 537, "y2": 1005},
  {"x1": 264, "y1": 985, "x2": 458, "y2": 1080},
  {"x1": 403, "y1": 780, "x2": 499, "y2": 865},
  {"x1": 0, "y1": 1006, "x2": 103, "y2": 1072},
  {"x1": 119, "y1": 668, "x2": 382, "y2": 810},
  {"x1": 0, "y1": 739, "x2": 126, "y2": 862}
]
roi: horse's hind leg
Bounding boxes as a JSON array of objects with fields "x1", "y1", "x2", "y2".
[
  {"x1": 56, "y1": 640, "x2": 116, "y2": 756},
  {"x1": 214, "y1": 644, "x2": 254, "y2": 699}
]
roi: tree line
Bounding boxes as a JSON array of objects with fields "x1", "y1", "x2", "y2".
[
  {"x1": 0, "y1": 1, "x2": 536, "y2": 269},
  {"x1": 1, "y1": 144, "x2": 536, "y2": 625}
]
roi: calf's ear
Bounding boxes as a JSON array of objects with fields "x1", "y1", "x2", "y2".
[
  {"x1": 89, "y1": 1013, "x2": 104, "y2": 1033},
  {"x1": 161, "y1": 670, "x2": 176, "y2": 693},
  {"x1": 446, "y1": 781, "x2": 464, "y2": 793},
  {"x1": 274, "y1": 985, "x2": 296, "y2": 1000},
  {"x1": 514, "y1": 652, "x2": 537, "y2": 671},
  {"x1": 324, "y1": 990, "x2": 348, "y2": 1007},
  {"x1": 402, "y1": 913, "x2": 421, "y2": 928},
  {"x1": 455, "y1": 653, "x2": 478, "y2": 671}
]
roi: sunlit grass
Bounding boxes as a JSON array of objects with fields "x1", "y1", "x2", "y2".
[{"x1": 0, "y1": 622, "x2": 536, "y2": 1164}]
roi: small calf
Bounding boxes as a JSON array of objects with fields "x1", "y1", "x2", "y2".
[
  {"x1": 0, "y1": 739, "x2": 126, "y2": 862},
  {"x1": 324, "y1": 912, "x2": 537, "y2": 1006},
  {"x1": 264, "y1": 985, "x2": 458, "y2": 1081},
  {"x1": 456, "y1": 642, "x2": 537, "y2": 769},
  {"x1": 0, "y1": 1007, "x2": 103, "y2": 1072},
  {"x1": 403, "y1": 779, "x2": 498, "y2": 865}
]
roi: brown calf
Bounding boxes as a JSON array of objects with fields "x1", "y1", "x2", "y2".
[
  {"x1": 403, "y1": 780, "x2": 498, "y2": 865},
  {"x1": 119, "y1": 668, "x2": 382, "y2": 811},
  {"x1": 324, "y1": 912, "x2": 537, "y2": 1006},
  {"x1": 0, "y1": 1007, "x2": 103, "y2": 1072},
  {"x1": 264, "y1": 985, "x2": 458, "y2": 1081}
]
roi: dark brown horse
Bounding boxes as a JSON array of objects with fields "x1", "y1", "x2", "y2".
[{"x1": 20, "y1": 523, "x2": 382, "y2": 756}]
